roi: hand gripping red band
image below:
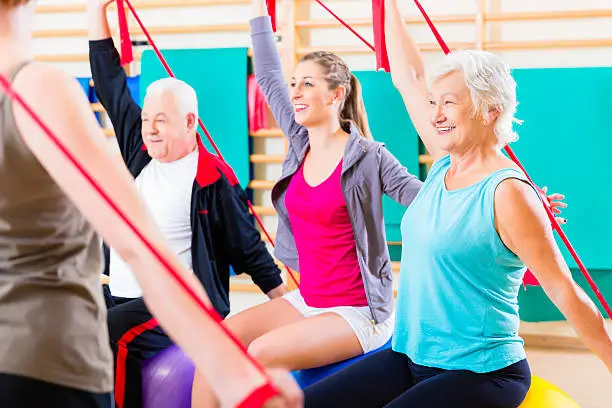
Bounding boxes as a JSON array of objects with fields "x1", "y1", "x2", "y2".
[
  {"x1": 116, "y1": 0, "x2": 134, "y2": 66},
  {"x1": 237, "y1": 383, "x2": 279, "y2": 408},
  {"x1": 122, "y1": 0, "x2": 300, "y2": 289},
  {"x1": 0, "y1": 75, "x2": 279, "y2": 407}
]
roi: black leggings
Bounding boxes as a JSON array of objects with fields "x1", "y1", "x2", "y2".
[
  {"x1": 305, "y1": 348, "x2": 531, "y2": 408},
  {"x1": 0, "y1": 373, "x2": 113, "y2": 407}
]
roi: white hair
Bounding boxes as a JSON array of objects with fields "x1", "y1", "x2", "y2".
[
  {"x1": 431, "y1": 50, "x2": 521, "y2": 147},
  {"x1": 145, "y1": 77, "x2": 199, "y2": 122}
]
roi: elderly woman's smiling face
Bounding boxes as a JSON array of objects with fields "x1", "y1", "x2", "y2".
[{"x1": 428, "y1": 70, "x2": 499, "y2": 154}]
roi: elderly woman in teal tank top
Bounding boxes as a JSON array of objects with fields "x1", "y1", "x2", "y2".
[{"x1": 303, "y1": 1, "x2": 612, "y2": 407}]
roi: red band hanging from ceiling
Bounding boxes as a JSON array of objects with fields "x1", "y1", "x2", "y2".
[
  {"x1": 117, "y1": 0, "x2": 134, "y2": 66},
  {"x1": 267, "y1": 0, "x2": 277, "y2": 32},
  {"x1": 371, "y1": 0, "x2": 390, "y2": 71}
]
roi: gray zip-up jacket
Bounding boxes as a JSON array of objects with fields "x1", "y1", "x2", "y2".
[{"x1": 251, "y1": 16, "x2": 423, "y2": 323}]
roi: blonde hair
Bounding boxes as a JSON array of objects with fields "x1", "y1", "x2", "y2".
[{"x1": 300, "y1": 51, "x2": 372, "y2": 140}]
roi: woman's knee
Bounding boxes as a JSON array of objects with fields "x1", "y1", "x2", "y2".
[{"x1": 247, "y1": 336, "x2": 278, "y2": 367}]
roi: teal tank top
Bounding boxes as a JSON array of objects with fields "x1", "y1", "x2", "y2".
[{"x1": 393, "y1": 155, "x2": 534, "y2": 373}]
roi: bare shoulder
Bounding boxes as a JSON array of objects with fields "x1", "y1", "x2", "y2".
[
  {"x1": 10, "y1": 62, "x2": 101, "y2": 151},
  {"x1": 12, "y1": 62, "x2": 86, "y2": 106},
  {"x1": 13, "y1": 62, "x2": 93, "y2": 120},
  {"x1": 495, "y1": 175, "x2": 545, "y2": 229},
  {"x1": 14, "y1": 62, "x2": 71, "y2": 87},
  {"x1": 496, "y1": 177, "x2": 535, "y2": 204}
]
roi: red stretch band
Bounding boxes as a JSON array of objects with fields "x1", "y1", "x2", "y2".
[
  {"x1": 123, "y1": 0, "x2": 300, "y2": 289},
  {"x1": 236, "y1": 383, "x2": 279, "y2": 408},
  {"x1": 313, "y1": 0, "x2": 376, "y2": 52},
  {"x1": 0, "y1": 74, "x2": 278, "y2": 405},
  {"x1": 267, "y1": 0, "x2": 277, "y2": 32},
  {"x1": 372, "y1": 0, "x2": 390, "y2": 71},
  {"x1": 116, "y1": 0, "x2": 134, "y2": 66}
]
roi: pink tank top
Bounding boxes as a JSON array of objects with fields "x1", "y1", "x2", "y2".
[{"x1": 285, "y1": 159, "x2": 368, "y2": 308}]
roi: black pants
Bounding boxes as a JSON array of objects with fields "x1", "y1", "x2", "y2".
[
  {"x1": 105, "y1": 288, "x2": 173, "y2": 408},
  {"x1": 305, "y1": 348, "x2": 531, "y2": 408},
  {"x1": 0, "y1": 373, "x2": 113, "y2": 407}
]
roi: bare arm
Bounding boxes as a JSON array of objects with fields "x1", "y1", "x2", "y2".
[
  {"x1": 384, "y1": 0, "x2": 445, "y2": 161},
  {"x1": 87, "y1": 0, "x2": 113, "y2": 41},
  {"x1": 11, "y1": 64, "x2": 274, "y2": 407},
  {"x1": 496, "y1": 179, "x2": 612, "y2": 373},
  {"x1": 250, "y1": 0, "x2": 302, "y2": 140},
  {"x1": 87, "y1": 0, "x2": 143, "y2": 160}
]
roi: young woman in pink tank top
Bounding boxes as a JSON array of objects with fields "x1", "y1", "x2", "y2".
[{"x1": 192, "y1": 3, "x2": 419, "y2": 401}]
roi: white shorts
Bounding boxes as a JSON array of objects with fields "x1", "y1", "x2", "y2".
[{"x1": 282, "y1": 290, "x2": 394, "y2": 354}]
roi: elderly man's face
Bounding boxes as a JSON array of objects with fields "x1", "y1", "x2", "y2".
[{"x1": 141, "y1": 90, "x2": 196, "y2": 162}]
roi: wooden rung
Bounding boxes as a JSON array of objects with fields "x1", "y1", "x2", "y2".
[
  {"x1": 251, "y1": 206, "x2": 277, "y2": 216},
  {"x1": 229, "y1": 281, "x2": 262, "y2": 293},
  {"x1": 486, "y1": 9, "x2": 612, "y2": 22},
  {"x1": 296, "y1": 14, "x2": 474, "y2": 29},
  {"x1": 35, "y1": 4, "x2": 85, "y2": 13},
  {"x1": 91, "y1": 103, "x2": 105, "y2": 113},
  {"x1": 249, "y1": 180, "x2": 276, "y2": 190},
  {"x1": 129, "y1": 24, "x2": 249, "y2": 36},
  {"x1": 35, "y1": 53, "x2": 142, "y2": 63},
  {"x1": 392, "y1": 262, "x2": 400, "y2": 272},
  {"x1": 486, "y1": 38, "x2": 612, "y2": 50},
  {"x1": 35, "y1": 54, "x2": 91, "y2": 63},
  {"x1": 250, "y1": 128, "x2": 285, "y2": 138},
  {"x1": 297, "y1": 42, "x2": 475, "y2": 55},
  {"x1": 250, "y1": 154, "x2": 285, "y2": 164},
  {"x1": 260, "y1": 232, "x2": 277, "y2": 243},
  {"x1": 124, "y1": 0, "x2": 251, "y2": 9},
  {"x1": 419, "y1": 154, "x2": 433, "y2": 164},
  {"x1": 34, "y1": 28, "x2": 89, "y2": 38},
  {"x1": 103, "y1": 128, "x2": 116, "y2": 137},
  {"x1": 35, "y1": 0, "x2": 251, "y2": 13}
]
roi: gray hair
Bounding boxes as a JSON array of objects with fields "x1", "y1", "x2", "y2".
[
  {"x1": 145, "y1": 78, "x2": 199, "y2": 123},
  {"x1": 432, "y1": 50, "x2": 521, "y2": 146}
]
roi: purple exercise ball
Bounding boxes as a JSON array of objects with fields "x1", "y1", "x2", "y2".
[{"x1": 142, "y1": 345, "x2": 195, "y2": 408}]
